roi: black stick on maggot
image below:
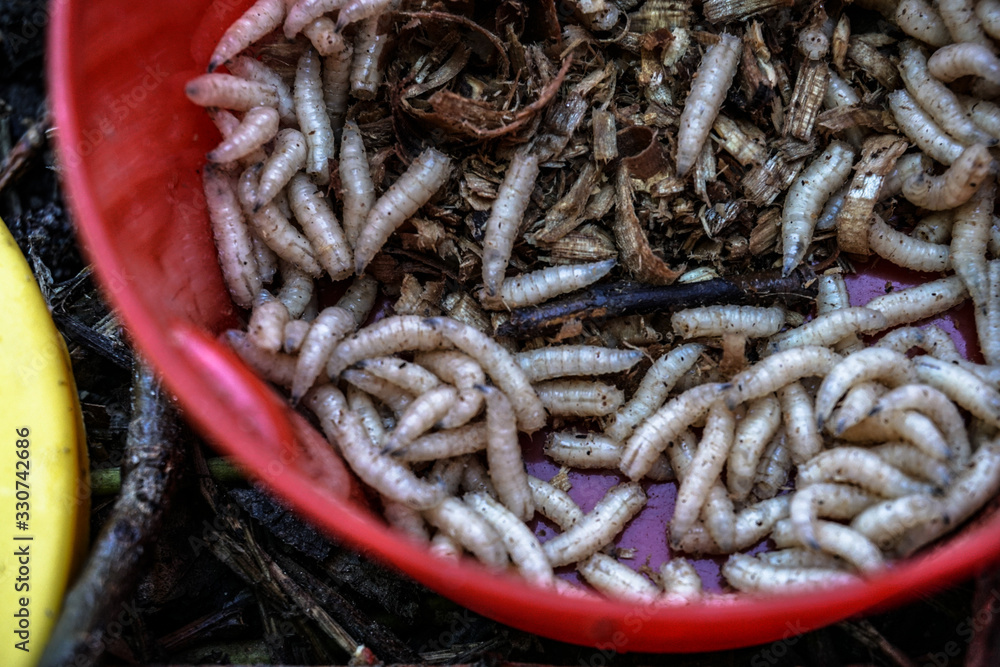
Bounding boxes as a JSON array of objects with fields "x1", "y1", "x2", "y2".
[{"x1": 497, "y1": 267, "x2": 818, "y2": 339}]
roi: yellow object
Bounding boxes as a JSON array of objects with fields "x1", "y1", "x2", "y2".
[{"x1": 0, "y1": 218, "x2": 89, "y2": 666}]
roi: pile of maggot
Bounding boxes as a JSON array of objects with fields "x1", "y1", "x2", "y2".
[{"x1": 188, "y1": 0, "x2": 1000, "y2": 602}]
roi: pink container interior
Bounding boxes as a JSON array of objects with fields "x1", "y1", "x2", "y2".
[{"x1": 49, "y1": 0, "x2": 1000, "y2": 652}]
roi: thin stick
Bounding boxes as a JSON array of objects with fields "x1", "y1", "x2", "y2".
[
  {"x1": 497, "y1": 267, "x2": 817, "y2": 338},
  {"x1": 40, "y1": 363, "x2": 187, "y2": 667}
]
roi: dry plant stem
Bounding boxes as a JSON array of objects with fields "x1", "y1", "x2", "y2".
[
  {"x1": 0, "y1": 110, "x2": 48, "y2": 196},
  {"x1": 41, "y1": 364, "x2": 186, "y2": 667},
  {"x1": 497, "y1": 268, "x2": 817, "y2": 338},
  {"x1": 191, "y1": 450, "x2": 367, "y2": 661},
  {"x1": 966, "y1": 566, "x2": 1000, "y2": 667}
]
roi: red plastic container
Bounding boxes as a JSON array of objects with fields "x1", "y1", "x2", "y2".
[{"x1": 49, "y1": 0, "x2": 1000, "y2": 652}]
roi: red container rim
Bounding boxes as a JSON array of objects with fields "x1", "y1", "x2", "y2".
[{"x1": 47, "y1": 0, "x2": 1000, "y2": 653}]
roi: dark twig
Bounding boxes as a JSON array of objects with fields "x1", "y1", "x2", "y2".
[
  {"x1": 40, "y1": 363, "x2": 187, "y2": 667},
  {"x1": 52, "y1": 311, "x2": 134, "y2": 369},
  {"x1": 194, "y1": 449, "x2": 369, "y2": 661},
  {"x1": 271, "y1": 551, "x2": 419, "y2": 663},
  {"x1": 965, "y1": 564, "x2": 1000, "y2": 667},
  {"x1": 837, "y1": 619, "x2": 918, "y2": 667},
  {"x1": 497, "y1": 267, "x2": 818, "y2": 338},
  {"x1": 0, "y1": 110, "x2": 49, "y2": 196}
]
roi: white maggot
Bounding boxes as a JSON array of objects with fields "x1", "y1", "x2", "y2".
[
  {"x1": 208, "y1": 0, "x2": 287, "y2": 70},
  {"x1": 898, "y1": 42, "x2": 996, "y2": 147},
  {"x1": 619, "y1": 383, "x2": 724, "y2": 481},
  {"x1": 777, "y1": 381, "x2": 824, "y2": 465},
  {"x1": 768, "y1": 307, "x2": 888, "y2": 352},
  {"x1": 726, "y1": 394, "x2": 782, "y2": 502},
  {"x1": 350, "y1": 17, "x2": 387, "y2": 100},
  {"x1": 341, "y1": 369, "x2": 413, "y2": 413},
  {"x1": 481, "y1": 152, "x2": 542, "y2": 298},
  {"x1": 781, "y1": 141, "x2": 856, "y2": 276},
  {"x1": 895, "y1": 0, "x2": 953, "y2": 47},
  {"x1": 723, "y1": 347, "x2": 842, "y2": 409},
  {"x1": 528, "y1": 476, "x2": 584, "y2": 529},
  {"x1": 669, "y1": 401, "x2": 735, "y2": 548},
  {"x1": 753, "y1": 429, "x2": 792, "y2": 502},
  {"x1": 895, "y1": 442, "x2": 1000, "y2": 556},
  {"x1": 873, "y1": 442, "x2": 953, "y2": 488},
  {"x1": 395, "y1": 422, "x2": 487, "y2": 462},
  {"x1": 771, "y1": 519, "x2": 885, "y2": 572},
  {"x1": 814, "y1": 348, "x2": 917, "y2": 428},
  {"x1": 902, "y1": 145, "x2": 994, "y2": 211},
  {"x1": 247, "y1": 295, "x2": 289, "y2": 353},
  {"x1": 354, "y1": 147, "x2": 453, "y2": 274},
  {"x1": 227, "y1": 55, "x2": 295, "y2": 125},
  {"x1": 277, "y1": 261, "x2": 314, "y2": 319},
  {"x1": 604, "y1": 343, "x2": 705, "y2": 443},
  {"x1": 203, "y1": 166, "x2": 261, "y2": 309},
  {"x1": 873, "y1": 384, "x2": 971, "y2": 465},
  {"x1": 676, "y1": 33, "x2": 742, "y2": 177},
  {"x1": 722, "y1": 553, "x2": 861, "y2": 592},
  {"x1": 850, "y1": 495, "x2": 943, "y2": 551},
  {"x1": 951, "y1": 179, "x2": 994, "y2": 309},
  {"x1": 226, "y1": 330, "x2": 296, "y2": 388},
  {"x1": 867, "y1": 216, "x2": 950, "y2": 273},
  {"x1": 383, "y1": 385, "x2": 458, "y2": 453},
  {"x1": 335, "y1": 0, "x2": 394, "y2": 30},
  {"x1": 294, "y1": 45, "x2": 335, "y2": 185},
  {"x1": 671, "y1": 305, "x2": 785, "y2": 339},
  {"x1": 888, "y1": 90, "x2": 967, "y2": 166},
  {"x1": 789, "y1": 483, "x2": 877, "y2": 551},
  {"x1": 465, "y1": 492, "x2": 553, "y2": 587},
  {"x1": 913, "y1": 356, "x2": 1000, "y2": 428},
  {"x1": 304, "y1": 384, "x2": 446, "y2": 509},
  {"x1": 323, "y1": 38, "x2": 353, "y2": 132},
  {"x1": 534, "y1": 380, "x2": 624, "y2": 417},
  {"x1": 675, "y1": 496, "x2": 791, "y2": 555},
  {"x1": 326, "y1": 316, "x2": 447, "y2": 377},
  {"x1": 428, "y1": 317, "x2": 547, "y2": 432},
  {"x1": 287, "y1": 172, "x2": 353, "y2": 280},
  {"x1": 206, "y1": 106, "x2": 279, "y2": 164},
  {"x1": 284, "y1": 0, "x2": 343, "y2": 38},
  {"x1": 829, "y1": 381, "x2": 886, "y2": 435},
  {"x1": 256, "y1": 128, "x2": 307, "y2": 209},
  {"x1": 334, "y1": 274, "x2": 379, "y2": 329},
  {"x1": 577, "y1": 554, "x2": 659, "y2": 604},
  {"x1": 660, "y1": 559, "x2": 703, "y2": 602},
  {"x1": 515, "y1": 345, "x2": 641, "y2": 382},
  {"x1": 797, "y1": 447, "x2": 936, "y2": 497},
  {"x1": 186, "y1": 73, "x2": 278, "y2": 111},
  {"x1": 340, "y1": 121, "x2": 376, "y2": 247},
  {"x1": 291, "y1": 306, "x2": 356, "y2": 402},
  {"x1": 482, "y1": 259, "x2": 615, "y2": 310},
  {"x1": 938, "y1": 0, "x2": 995, "y2": 47},
  {"x1": 238, "y1": 165, "x2": 322, "y2": 276},
  {"x1": 862, "y1": 275, "x2": 969, "y2": 329},
  {"x1": 479, "y1": 386, "x2": 533, "y2": 521},
  {"x1": 978, "y1": 0, "x2": 1000, "y2": 40},
  {"x1": 422, "y1": 497, "x2": 507, "y2": 568},
  {"x1": 543, "y1": 482, "x2": 646, "y2": 567},
  {"x1": 357, "y1": 356, "x2": 441, "y2": 395},
  {"x1": 928, "y1": 43, "x2": 1000, "y2": 84}
]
